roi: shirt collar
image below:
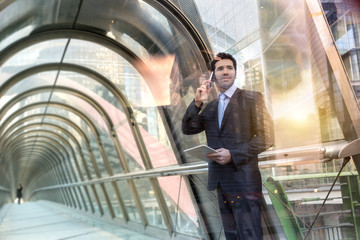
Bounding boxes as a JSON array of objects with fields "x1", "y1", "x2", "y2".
[{"x1": 219, "y1": 84, "x2": 237, "y2": 99}]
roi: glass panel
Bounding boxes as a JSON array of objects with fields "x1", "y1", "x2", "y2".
[
  {"x1": 262, "y1": 162, "x2": 358, "y2": 239},
  {"x1": 350, "y1": 51, "x2": 360, "y2": 81},
  {"x1": 351, "y1": 11, "x2": 360, "y2": 49},
  {"x1": 76, "y1": 0, "x2": 172, "y2": 57},
  {"x1": 56, "y1": 71, "x2": 121, "y2": 108},
  {"x1": 45, "y1": 108, "x2": 94, "y2": 146},
  {"x1": 89, "y1": 139, "x2": 107, "y2": 177},
  {"x1": 81, "y1": 186, "x2": 93, "y2": 212},
  {"x1": 63, "y1": 39, "x2": 162, "y2": 108},
  {"x1": 71, "y1": 187, "x2": 83, "y2": 209},
  {"x1": 192, "y1": 0, "x2": 360, "y2": 239},
  {"x1": 118, "y1": 180, "x2": 142, "y2": 223},
  {"x1": 3, "y1": 72, "x2": 57, "y2": 96},
  {"x1": 132, "y1": 106, "x2": 178, "y2": 168},
  {"x1": 82, "y1": 147, "x2": 97, "y2": 180},
  {"x1": 94, "y1": 184, "x2": 110, "y2": 217},
  {"x1": 64, "y1": 39, "x2": 186, "y2": 169},
  {"x1": 100, "y1": 131, "x2": 123, "y2": 174},
  {"x1": 44, "y1": 118, "x2": 82, "y2": 144},
  {"x1": 104, "y1": 182, "x2": 123, "y2": 219},
  {"x1": 48, "y1": 93, "x2": 109, "y2": 177},
  {"x1": 75, "y1": 152, "x2": 88, "y2": 181},
  {"x1": 3, "y1": 118, "x2": 41, "y2": 138},
  {"x1": 0, "y1": 0, "x2": 79, "y2": 51},
  {"x1": 0, "y1": 40, "x2": 67, "y2": 83},
  {"x1": 134, "y1": 178, "x2": 166, "y2": 229},
  {"x1": 88, "y1": 184, "x2": 102, "y2": 216},
  {"x1": 158, "y1": 176, "x2": 203, "y2": 237},
  {"x1": 0, "y1": 93, "x2": 51, "y2": 124},
  {"x1": 332, "y1": 19, "x2": 349, "y2": 55},
  {"x1": 56, "y1": 71, "x2": 124, "y2": 174}
]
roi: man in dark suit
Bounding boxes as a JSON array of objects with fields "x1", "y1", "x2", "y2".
[{"x1": 182, "y1": 52, "x2": 274, "y2": 239}]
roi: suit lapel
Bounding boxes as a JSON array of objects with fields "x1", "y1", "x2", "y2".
[{"x1": 219, "y1": 88, "x2": 242, "y2": 130}]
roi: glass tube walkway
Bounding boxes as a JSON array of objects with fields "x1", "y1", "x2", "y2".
[{"x1": 1, "y1": 1, "x2": 360, "y2": 239}]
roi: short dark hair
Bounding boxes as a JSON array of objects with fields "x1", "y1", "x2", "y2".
[{"x1": 210, "y1": 52, "x2": 237, "y2": 72}]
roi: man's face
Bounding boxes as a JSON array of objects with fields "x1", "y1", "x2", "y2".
[{"x1": 214, "y1": 59, "x2": 236, "y2": 92}]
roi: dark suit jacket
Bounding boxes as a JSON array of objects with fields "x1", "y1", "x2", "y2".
[{"x1": 182, "y1": 88, "x2": 274, "y2": 193}]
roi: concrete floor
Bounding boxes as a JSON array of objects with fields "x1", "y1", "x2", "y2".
[{"x1": 0, "y1": 201, "x2": 159, "y2": 240}]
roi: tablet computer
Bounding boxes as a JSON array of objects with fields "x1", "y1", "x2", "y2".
[{"x1": 183, "y1": 144, "x2": 217, "y2": 161}]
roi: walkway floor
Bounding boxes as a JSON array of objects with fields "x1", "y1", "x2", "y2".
[{"x1": 0, "y1": 201, "x2": 159, "y2": 240}]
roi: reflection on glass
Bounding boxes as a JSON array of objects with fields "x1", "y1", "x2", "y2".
[
  {"x1": 192, "y1": 0, "x2": 360, "y2": 239},
  {"x1": 0, "y1": 40, "x2": 67, "y2": 84},
  {"x1": 104, "y1": 182, "x2": 123, "y2": 219},
  {"x1": 133, "y1": 178, "x2": 166, "y2": 229},
  {"x1": 87, "y1": 185, "x2": 102, "y2": 216},
  {"x1": 1, "y1": 94, "x2": 51, "y2": 126},
  {"x1": 118, "y1": 180, "x2": 142, "y2": 223},
  {"x1": 64, "y1": 40, "x2": 153, "y2": 105},
  {"x1": 158, "y1": 176, "x2": 204, "y2": 237},
  {"x1": 94, "y1": 184, "x2": 110, "y2": 217}
]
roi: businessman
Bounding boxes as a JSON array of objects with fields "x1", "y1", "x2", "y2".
[{"x1": 182, "y1": 52, "x2": 274, "y2": 239}]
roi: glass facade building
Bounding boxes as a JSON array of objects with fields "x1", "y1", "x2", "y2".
[{"x1": 0, "y1": 0, "x2": 360, "y2": 239}]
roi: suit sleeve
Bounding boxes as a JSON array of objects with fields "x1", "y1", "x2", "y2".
[
  {"x1": 182, "y1": 100, "x2": 205, "y2": 135},
  {"x1": 231, "y1": 92, "x2": 274, "y2": 167}
]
